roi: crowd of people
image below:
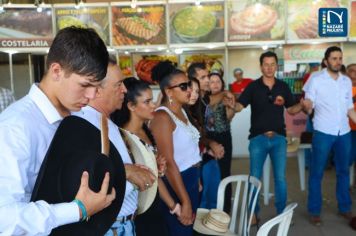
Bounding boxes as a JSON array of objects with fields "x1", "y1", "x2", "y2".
[{"x1": 0, "y1": 27, "x2": 355, "y2": 236}]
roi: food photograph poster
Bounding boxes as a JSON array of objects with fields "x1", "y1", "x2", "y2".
[
  {"x1": 287, "y1": 0, "x2": 348, "y2": 40},
  {"x1": 227, "y1": 0, "x2": 285, "y2": 42},
  {"x1": 0, "y1": 7, "x2": 53, "y2": 47},
  {"x1": 169, "y1": 1, "x2": 224, "y2": 44},
  {"x1": 111, "y1": 4, "x2": 166, "y2": 46},
  {"x1": 180, "y1": 54, "x2": 225, "y2": 76},
  {"x1": 55, "y1": 6, "x2": 109, "y2": 45},
  {"x1": 133, "y1": 54, "x2": 178, "y2": 84},
  {"x1": 118, "y1": 55, "x2": 133, "y2": 77}
]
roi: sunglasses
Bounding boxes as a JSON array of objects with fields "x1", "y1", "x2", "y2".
[{"x1": 168, "y1": 81, "x2": 192, "y2": 91}]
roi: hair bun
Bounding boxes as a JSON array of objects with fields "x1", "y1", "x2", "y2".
[
  {"x1": 123, "y1": 77, "x2": 139, "y2": 89},
  {"x1": 151, "y1": 60, "x2": 176, "y2": 83}
]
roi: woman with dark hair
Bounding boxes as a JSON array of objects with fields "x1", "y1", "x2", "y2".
[
  {"x1": 150, "y1": 61, "x2": 201, "y2": 236},
  {"x1": 202, "y1": 72, "x2": 236, "y2": 210},
  {"x1": 111, "y1": 77, "x2": 178, "y2": 236},
  {"x1": 186, "y1": 77, "x2": 204, "y2": 129}
]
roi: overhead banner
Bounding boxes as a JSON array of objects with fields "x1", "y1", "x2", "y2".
[
  {"x1": 55, "y1": 5, "x2": 109, "y2": 45},
  {"x1": 112, "y1": 4, "x2": 166, "y2": 46},
  {"x1": 283, "y1": 43, "x2": 340, "y2": 61},
  {"x1": 287, "y1": 0, "x2": 348, "y2": 40},
  {"x1": 0, "y1": 7, "x2": 53, "y2": 47},
  {"x1": 169, "y1": 2, "x2": 224, "y2": 44},
  {"x1": 228, "y1": 0, "x2": 285, "y2": 41}
]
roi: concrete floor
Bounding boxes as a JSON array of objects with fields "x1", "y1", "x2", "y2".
[{"x1": 230, "y1": 157, "x2": 356, "y2": 236}]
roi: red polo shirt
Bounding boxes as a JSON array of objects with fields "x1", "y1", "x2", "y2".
[{"x1": 230, "y1": 78, "x2": 253, "y2": 94}]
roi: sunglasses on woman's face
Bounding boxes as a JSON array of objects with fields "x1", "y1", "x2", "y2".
[{"x1": 168, "y1": 81, "x2": 192, "y2": 91}]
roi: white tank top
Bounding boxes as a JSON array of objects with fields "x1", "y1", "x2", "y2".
[{"x1": 156, "y1": 106, "x2": 201, "y2": 172}]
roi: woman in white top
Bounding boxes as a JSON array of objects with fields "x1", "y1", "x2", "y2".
[{"x1": 150, "y1": 61, "x2": 201, "y2": 236}]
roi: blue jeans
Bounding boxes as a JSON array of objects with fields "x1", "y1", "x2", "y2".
[
  {"x1": 305, "y1": 116, "x2": 313, "y2": 168},
  {"x1": 161, "y1": 167, "x2": 199, "y2": 236},
  {"x1": 200, "y1": 159, "x2": 221, "y2": 209},
  {"x1": 104, "y1": 220, "x2": 135, "y2": 236},
  {"x1": 350, "y1": 131, "x2": 356, "y2": 165},
  {"x1": 249, "y1": 134, "x2": 287, "y2": 214},
  {"x1": 308, "y1": 130, "x2": 352, "y2": 215}
]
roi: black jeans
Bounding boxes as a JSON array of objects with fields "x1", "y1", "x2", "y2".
[{"x1": 206, "y1": 130, "x2": 232, "y2": 213}]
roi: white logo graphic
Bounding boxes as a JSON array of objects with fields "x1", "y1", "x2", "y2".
[{"x1": 327, "y1": 10, "x2": 343, "y2": 24}]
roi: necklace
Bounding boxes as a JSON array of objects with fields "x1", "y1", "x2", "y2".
[{"x1": 162, "y1": 107, "x2": 200, "y2": 144}]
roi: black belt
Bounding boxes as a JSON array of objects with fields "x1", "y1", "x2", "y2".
[
  {"x1": 192, "y1": 162, "x2": 201, "y2": 168},
  {"x1": 116, "y1": 213, "x2": 136, "y2": 223},
  {"x1": 264, "y1": 131, "x2": 276, "y2": 138}
]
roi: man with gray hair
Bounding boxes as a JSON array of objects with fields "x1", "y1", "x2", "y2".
[{"x1": 230, "y1": 67, "x2": 252, "y2": 95}]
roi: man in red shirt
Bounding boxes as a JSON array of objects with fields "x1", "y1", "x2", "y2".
[{"x1": 230, "y1": 68, "x2": 252, "y2": 95}]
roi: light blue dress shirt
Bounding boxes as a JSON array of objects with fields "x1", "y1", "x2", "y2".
[{"x1": 0, "y1": 84, "x2": 79, "y2": 236}]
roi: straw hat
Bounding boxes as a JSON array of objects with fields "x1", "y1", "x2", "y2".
[
  {"x1": 287, "y1": 136, "x2": 300, "y2": 153},
  {"x1": 120, "y1": 129, "x2": 158, "y2": 215},
  {"x1": 194, "y1": 208, "x2": 234, "y2": 236}
]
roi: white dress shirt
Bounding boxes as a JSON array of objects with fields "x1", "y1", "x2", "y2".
[
  {"x1": 303, "y1": 68, "x2": 354, "y2": 135},
  {"x1": 0, "y1": 87, "x2": 15, "y2": 113},
  {"x1": 0, "y1": 84, "x2": 79, "y2": 236},
  {"x1": 73, "y1": 106, "x2": 138, "y2": 217}
]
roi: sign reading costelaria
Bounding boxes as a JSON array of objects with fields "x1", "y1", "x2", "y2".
[
  {"x1": 55, "y1": 6, "x2": 109, "y2": 45},
  {"x1": 0, "y1": 7, "x2": 53, "y2": 48},
  {"x1": 169, "y1": 2, "x2": 224, "y2": 44},
  {"x1": 112, "y1": 4, "x2": 166, "y2": 46},
  {"x1": 228, "y1": 0, "x2": 285, "y2": 41}
]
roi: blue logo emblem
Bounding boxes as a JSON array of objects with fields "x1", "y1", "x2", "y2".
[{"x1": 319, "y1": 8, "x2": 348, "y2": 37}]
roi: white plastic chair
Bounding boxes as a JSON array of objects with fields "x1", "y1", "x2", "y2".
[
  {"x1": 216, "y1": 175, "x2": 262, "y2": 236},
  {"x1": 256, "y1": 203, "x2": 298, "y2": 236}
]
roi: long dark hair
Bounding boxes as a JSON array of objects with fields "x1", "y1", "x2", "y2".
[
  {"x1": 110, "y1": 77, "x2": 156, "y2": 145},
  {"x1": 185, "y1": 77, "x2": 204, "y2": 129}
]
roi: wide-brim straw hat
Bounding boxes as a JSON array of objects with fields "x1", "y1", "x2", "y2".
[
  {"x1": 194, "y1": 208, "x2": 235, "y2": 236},
  {"x1": 121, "y1": 129, "x2": 158, "y2": 215},
  {"x1": 287, "y1": 136, "x2": 300, "y2": 153}
]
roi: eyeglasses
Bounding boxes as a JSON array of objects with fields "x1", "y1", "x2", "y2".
[
  {"x1": 168, "y1": 81, "x2": 192, "y2": 91},
  {"x1": 267, "y1": 91, "x2": 274, "y2": 103}
]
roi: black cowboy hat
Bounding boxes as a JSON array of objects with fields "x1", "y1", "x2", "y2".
[{"x1": 31, "y1": 115, "x2": 126, "y2": 236}]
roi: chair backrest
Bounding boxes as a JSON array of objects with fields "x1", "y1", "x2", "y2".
[
  {"x1": 216, "y1": 175, "x2": 262, "y2": 236},
  {"x1": 256, "y1": 203, "x2": 298, "y2": 236}
]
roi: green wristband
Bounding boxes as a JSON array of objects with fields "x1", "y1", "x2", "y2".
[{"x1": 73, "y1": 199, "x2": 88, "y2": 222}]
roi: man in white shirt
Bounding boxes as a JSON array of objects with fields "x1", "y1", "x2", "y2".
[
  {"x1": 74, "y1": 57, "x2": 156, "y2": 236},
  {"x1": 0, "y1": 27, "x2": 116, "y2": 235},
  {"x1": 303, "y1": 46, "x2": 356, "y2": 226}
]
